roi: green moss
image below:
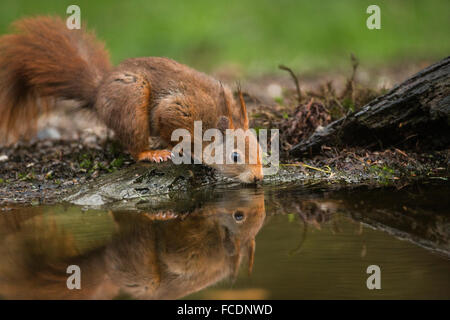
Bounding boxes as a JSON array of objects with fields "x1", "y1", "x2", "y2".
[
  {"x1": 110, "y1": 156, "x2": 124, "y2": 169},
  {"x1": 367, "y1": 165, "x2": 397, "y2": 185},
  {"x1": 275, "y1": 97, "x2": 284, "y2": 105},
  {"x1": 80, "y1": 159, "x2": 92, "y2": 169},
  {"x1": 342, "y1": 97, "x2": 355, "y2": 112},
  {"x1": 18, "y1": 171, "x2": 36, "y2": 181}
]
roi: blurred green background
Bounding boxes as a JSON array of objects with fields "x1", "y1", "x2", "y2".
[{"x1": 1, "y1": 0, "x2": 449, "y2": 73}]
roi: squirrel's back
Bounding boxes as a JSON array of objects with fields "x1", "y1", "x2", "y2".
[
  {"x1": 0, "y1": 16, "x2": 111, "y2": 143},
  {"x1": 0, "y1": 16, "x2": 264, "y2": 183}
]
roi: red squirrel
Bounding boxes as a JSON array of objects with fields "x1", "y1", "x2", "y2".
[{"x1": 0, "y1": 16, "x2": 263, "y2": 183}]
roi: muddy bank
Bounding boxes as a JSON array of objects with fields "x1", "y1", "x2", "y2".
[
  {"x1": 0, "y1": 138, "x2": 134, "y2": 205},
  {"x1": 1, "y1": 61, "x2": 449, "y2": 205},
  {"x1": 1, "y1": 135, "x2": 448, "y2": 206}
]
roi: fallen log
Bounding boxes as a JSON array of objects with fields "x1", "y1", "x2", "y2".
[{"x1": 290, "y1": 56, "x2": 450, "y2": 157}]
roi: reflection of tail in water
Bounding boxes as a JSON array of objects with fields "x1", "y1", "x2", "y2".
[{"x1": 0, "y1": 190, "x2": 265, "y2": 299}]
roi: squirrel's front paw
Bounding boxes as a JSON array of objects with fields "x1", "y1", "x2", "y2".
[
  {"x1": 144, "y1": 211, "x2": 179, "y2": 221},
  {"x1": 137, "y1": 149, "x2": 173, "y2": 163}
]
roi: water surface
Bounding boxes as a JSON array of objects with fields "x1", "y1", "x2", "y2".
[{"x1": 0, "y1": 182, "x2": 448, "y2": 299}]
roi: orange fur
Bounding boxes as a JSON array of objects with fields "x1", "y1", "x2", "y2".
[
  {"x1": 0, "y1": 16, "x2": 263, "y2": 183},
  {"x1": 0, "y1": 16, "x2": 110, "y2": 143},
  {"x1": 137, "y1": 149, "x2": 172, "y2": 162}
]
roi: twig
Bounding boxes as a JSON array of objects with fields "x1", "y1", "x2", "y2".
[
  {"x1": 349, "y1": 53, "x2": 359, "y2": 102},
  {"x1": 281, "y1": 162, "x2": 332, "y2": 174},
  {"x1": 350, "y1": 53, "x2": 359, "y2": 83},
  {"x1": 279, "y1": 64, "x2": 302, "y2": 103},
  {"x1": 394, "y1": 148, "x2": 408, "y2": 158}
]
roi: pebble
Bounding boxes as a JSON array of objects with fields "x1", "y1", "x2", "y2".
[
  {"x1": 267, "y1": 83, "x2": 282, "y2": 99},
  {"x1": 36, "y1": 127, "x2": 61, "y2": 140}
]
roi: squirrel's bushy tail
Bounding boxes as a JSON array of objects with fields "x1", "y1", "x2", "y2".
[{"x1": 0, "y1": 16, "x2": 111, "y2": 144}]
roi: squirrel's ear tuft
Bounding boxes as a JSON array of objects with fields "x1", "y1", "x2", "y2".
[{"x1": 216, "y1": 115, "x2": 230, "y2": 133}]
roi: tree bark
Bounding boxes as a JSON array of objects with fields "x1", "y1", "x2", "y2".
[{"x1": 290, "y1": 56, "x2": 450, "y2": 157}]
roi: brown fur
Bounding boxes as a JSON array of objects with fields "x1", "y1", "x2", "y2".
[
  {"x1": 0, "y1": 16, "x2": 110, "y2": 142},
  {"x1": 0, "y1": 16, "x2": 263, "y2": 182}
]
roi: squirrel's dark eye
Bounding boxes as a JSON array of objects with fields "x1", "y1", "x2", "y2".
[
  {"x1": 233, "y1": 210, "x2": 244, "y2": 221},
  {"x1": 231, "y1": 151, "x2": 240, "y2": 163}
]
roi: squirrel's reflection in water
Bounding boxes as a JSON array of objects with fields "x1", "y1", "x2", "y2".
[{"x1": 0, "y1": 189, "x2": 265, "y2": 299}]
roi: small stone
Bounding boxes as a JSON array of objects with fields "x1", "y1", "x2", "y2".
[
  {"x1": 315, "y1": 125, "x2": 325, "y2": 133},
  {"x1": 267, "y1": 83, "x2": 282, "y2": 98},
  {"x1": 0, "y1": 155, "x2": 8, "y2": 162},
  {"x1": 36, "y1": 127, "x2": 61, "y2": 140}
]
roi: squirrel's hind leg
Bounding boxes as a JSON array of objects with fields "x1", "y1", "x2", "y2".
[{"x1": 96, "y1": 72, "x2": 172, "y2": 163}]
